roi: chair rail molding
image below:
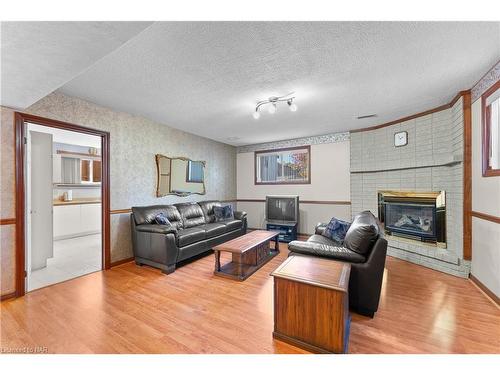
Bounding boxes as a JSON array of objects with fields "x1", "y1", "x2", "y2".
[
  {"x1": 471, "y1": 211, "x2": 500, "y2": 224},
  {"x1": 0, "y1": 218, "x2": 16, "y2": 225}
]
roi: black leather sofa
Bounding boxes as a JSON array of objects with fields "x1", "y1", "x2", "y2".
[
  {"x1": 131, "y1": 201, "x2": 247, "y2": 274},
  {"x1": 287, "y1": 211, "x2": 387, "y2": 317}
]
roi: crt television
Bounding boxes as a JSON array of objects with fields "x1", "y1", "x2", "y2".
[{"x1": 265, "y1": 195, "x2": 299, "y2": 223}]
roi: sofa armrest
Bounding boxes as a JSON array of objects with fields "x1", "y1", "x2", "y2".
[
  {"x1": 288, "y1": 240, "x2": 366, "y2": 263},
  {"x1": 234, "y1": 211, "x2": 247, "y2": 220},
  {"x1": 348, "y1": 237, "x2": 388, "y2": 315},
  {"x1": 135, "y1": 224, "x2": 178, "y2": 235},
  {"x1": 315, "y1": 223, "x2": 328, "y2": 235},
  {"x1": 135, "y1": 232, "x2": 178, "y2": 266}
]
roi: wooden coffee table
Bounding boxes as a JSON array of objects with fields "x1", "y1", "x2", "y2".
[
  {"x1": 271, "y1": 255, "x2": 351, "y2": 353},
  {"x1": 213, "y1": 230, "x2": 280, "y2": 281}
]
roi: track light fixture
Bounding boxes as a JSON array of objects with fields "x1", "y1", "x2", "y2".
[{"x1": 253, "y1": 92, "x2": 297, "y2": 119}]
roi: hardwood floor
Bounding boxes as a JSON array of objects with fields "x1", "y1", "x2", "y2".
[{"x1": 1, "y1": 244, "x2": 499, "y2": 354}]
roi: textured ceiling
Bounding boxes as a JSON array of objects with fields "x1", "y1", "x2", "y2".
[
  {"x1": 1, "y1": 21, "x2": 153, "y2": 109},
  {"x1": 4, "y1": 22, "x2": 500, "y2": 146}
]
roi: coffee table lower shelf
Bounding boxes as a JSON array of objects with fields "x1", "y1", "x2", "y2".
[{"x1": 214, "y1": 249, "x2": 279, "y2": 281}]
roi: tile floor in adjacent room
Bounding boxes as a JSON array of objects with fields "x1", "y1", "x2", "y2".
[{"x1": 28, "y1": 234, "x2": 102, "y2": 291}]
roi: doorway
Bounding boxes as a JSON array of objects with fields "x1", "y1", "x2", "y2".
[{"x1": 15, "y1": 113, "x2": 110, "y2": 297}]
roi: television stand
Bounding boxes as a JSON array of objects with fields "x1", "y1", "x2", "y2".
[{"x1": 266, "y1": 222, "x2": 298, "y2": 243}]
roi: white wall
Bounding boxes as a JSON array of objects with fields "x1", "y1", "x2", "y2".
[
  {"x1": 471, "y1": 98, "x2": 500, "y2": 297},
  {"x1": 236, "y1": 141, "x2": 351, "y2": 234},
  {"x1": 471, "y1": 100, "x2": 500, "y2": 215}
]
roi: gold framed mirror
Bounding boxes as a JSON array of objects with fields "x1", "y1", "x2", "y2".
[{"x1": 155, "y1": 154, "x2": 206, "y2": 197}]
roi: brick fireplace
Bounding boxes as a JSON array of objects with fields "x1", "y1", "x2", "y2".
[{"x1": 349, "y1": 97, "x2": 470, "y2": 277}]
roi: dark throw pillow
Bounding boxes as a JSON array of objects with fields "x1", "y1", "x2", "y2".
[
  {"x1": 323, "y1": 217, "x2": 351, "y2": 243},
  {"x1": 213, "y1": 205, "x2": 234, "y2": 222},
  {"x1": 154, "y1": 212, "x2": 171, "y2": 226}
]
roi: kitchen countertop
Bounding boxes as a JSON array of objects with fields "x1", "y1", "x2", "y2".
[{"x1": 53, "y1": 198, "x2": 101, "y2": 206}]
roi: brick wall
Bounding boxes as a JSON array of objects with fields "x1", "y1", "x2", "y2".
[{"x1": 350, "y1": 97, "x2": 470, "y2": 277}]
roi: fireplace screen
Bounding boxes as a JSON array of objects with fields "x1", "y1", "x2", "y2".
[
  {"x1": 384, "y1": 202, "x2": 436, "y2": 239},
  {"x1": 378, "y1": 191, "x2": 446, "y2": 247}
]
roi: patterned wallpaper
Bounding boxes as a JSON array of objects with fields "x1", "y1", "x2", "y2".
[
  {"x1": 471, "y1": 60, "x2": 500, "y2": 103},
  {"x1": 0, "y1": 107, "x2": 17, "y2": 295}
]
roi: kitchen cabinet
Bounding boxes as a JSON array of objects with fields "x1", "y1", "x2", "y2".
[
  {"x1": 92, "y1": 160, "x2": 102, "y2": 182},
  {"x1": 80, "y1": 204, "x2": 102, "y2": 233},
  {"x1": 52, "y1": 152, "x2": 102, "y2": 185},
  {"x1": 53, "y1": 203, "x2": 101, "y2": 240},
  {"x1": 81, "y1": 160, "x2": 91, "y2": 182}
]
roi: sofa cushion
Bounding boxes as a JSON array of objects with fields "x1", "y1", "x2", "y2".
[
  {"x1": 219, "y1": 218, "x2": 243, "y2": 231},
  {"x1": 175, "y1": 202, "x2": 206, "y2": 228},
  {"x1": 135, "y1": 224, "x2": 177, "y2": 235},
  {"x1": 288, "y1": 241, "x2": 366, "y2": 263},
  {"x1": 199, "y1": 223, "x2": 227, "y2": 239},
  {"x1": 343, "y1": 211, "x2": 380, "y2": 255},
  {"x1": 307, "y1": 234, "x2": 342, "y2": 247},
  {"x1": 198, "y1": 200, "x2": 222, "y2": 223},
  {"x1": 323, "y1": 217, "x2": 351, "y2": 242},
  {"x1": 214, "y1": 205, "x2": 234, "y2": 222},
  {"x1": 176, "y1": 227, "x2": 206, "y2": 247},
  {"x1": 132, "y1": 205, "x2": 183, "y2": 229}
]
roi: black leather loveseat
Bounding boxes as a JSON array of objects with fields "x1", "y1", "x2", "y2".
[
  {"x1": 287, "y1": 211, "x2": 387, "y2": 317},
  {"x1": 131, "y1": 201, "x2": 247, "y2": 274}
]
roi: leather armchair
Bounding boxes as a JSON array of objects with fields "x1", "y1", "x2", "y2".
[{"x1": 288, "y1": 211, "x2": 387, "y2": 317}]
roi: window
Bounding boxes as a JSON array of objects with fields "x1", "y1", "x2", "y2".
[
  {"x1": 255, "y1": 146, "x2": 310, "y2": 184},
  {"x1": 482, "y1": 80, "x2": 500, "y2": 177}
]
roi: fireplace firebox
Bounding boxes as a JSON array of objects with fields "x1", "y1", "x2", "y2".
[{"x1": 378, "y1": 191, "x2": 446, "y2": 248}]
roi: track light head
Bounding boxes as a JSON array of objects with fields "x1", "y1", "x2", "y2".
[{"x1": 254, "y1": 92, "x2": 296, "y2": 117}]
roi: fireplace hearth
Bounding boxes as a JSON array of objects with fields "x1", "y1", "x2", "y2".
[{"x1": 378, "y1": 191, "x2": 446, "y2": 248}]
